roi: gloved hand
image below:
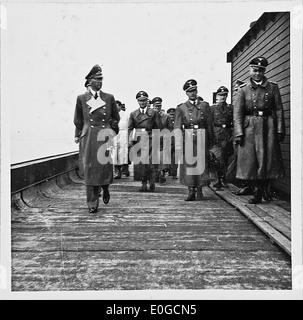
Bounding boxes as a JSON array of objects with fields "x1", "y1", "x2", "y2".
[
  {"x1": 277, "y1": 133, "x2": 285, "y2": 142},
  {"x1": 234, "y1": 136, "x2": 244, "y2": 147}
]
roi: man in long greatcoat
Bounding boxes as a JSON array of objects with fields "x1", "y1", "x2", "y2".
[
  {"x1": 74, "y1": 64, "x2": 120, "y2": 213},
  {"x1": 174, "y1": 79, "x2": 212, "y2": 201},
  {"x1": 234, "y1": 56, "x2": 285, "y2": 204},
  {"x1": 128, "y1": 91, "x2": 158, "y2": 192}
]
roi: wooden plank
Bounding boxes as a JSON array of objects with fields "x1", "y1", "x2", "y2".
[
  {"x1": 11, "y1": 250, "x2": 291, "y2": 291},
  {"x1": 247, "y1": 204, "x2": 291, "y2": 239},
  {"x1": 212, "y1": 188, "x2": 291, "y2": 255},
  {"x1": 11, "y1": 175, "x2": 292, "y2": 291},
  {"x1": 255, "y1": 203, "x2": 290, "y2": 228},
  {"x1": 236, "y1": 204, "x2": 291, "y2": 256},
  {"x1": 233, "y1": 19, "x2": 290, "y2": 74},
  {"x1": 232, "y1": 14, "x2": 290, "y2": 72}
]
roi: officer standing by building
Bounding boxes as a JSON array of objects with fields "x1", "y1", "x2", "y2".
[
  {"x1": 234, "y1": 56, "x2": 285, "y2": 204},
  {"x1": 174, "y1": 79, "x2": 212, "y2": 201},
  {"x1": 128, "y1": 91, "x2": 158, "y2": 192},
  {"x1": 74, "y1": 64, "x2": 120, "y2": 213},
  {"x1": 210, "y1": 86, "x2": 234, "y2": 189}
]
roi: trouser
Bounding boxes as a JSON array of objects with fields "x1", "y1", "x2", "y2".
[
  {"x1": 86, "y1": 185, "x2": 101, "y2": 209},
  {"x1": 141, "y1": 164, "x2": 155, "y2": 183}
]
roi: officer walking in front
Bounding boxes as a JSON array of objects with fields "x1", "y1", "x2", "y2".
[
  {"x1": 234, "y1": 56, "x2": 285, "y2": 204},
  {"x1": 74, "y1": 64, "x2": 120, "y2": 213},
  {"x1": 210, "y1": 86, "x2": 234, "y2": 189},
  {"x1": 128, "y1": 91, "x2": 158, "y2": 192},
  {"x1": 174, "y1": 79, "x2": 212, "y2": 201}
]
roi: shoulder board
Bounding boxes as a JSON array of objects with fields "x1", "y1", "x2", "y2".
[
  {"x1": 239, "y1": 83, "x2": 247, "y2": 88},
  {"x1": 269, "y1": 80, "x2": 278, "y2": 85}
]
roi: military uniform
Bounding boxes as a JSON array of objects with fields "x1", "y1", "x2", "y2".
[
  {"x1": 167, "y1": 107, "x2": 178, "y2": 178},
  {"x1": 174, "y1": 79, "x2": 212, "y2": 201},
  {"x1": 234, "y1": 56, "x2": 285, "y2": 203},
  {"x1": 74, "y1": 65, "x2": 120, "y2": 212},
  {"x1": 152, "y1": 97, "x2": 174, "y2": 183},
  {"x1": 210, "y1": 86, "x2": 234, "y2": 189},
  {"x1": 128, "y1": 91, "x2": 158, "y2": 191}
]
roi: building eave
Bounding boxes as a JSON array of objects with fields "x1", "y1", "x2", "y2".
[{"x1": 226, "y1": 12, "x2": 281, "y2": 63}]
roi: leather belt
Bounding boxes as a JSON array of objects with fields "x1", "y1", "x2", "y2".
[
  {"x1": 245, "y1": 110, "x2": 272, "y2": 117},
  {"x1": 213, "y1": 123, "x2": 232, "y2": 128},
  {"x1": 184, "y1": 125, "x2": 206, "y2": 129}
]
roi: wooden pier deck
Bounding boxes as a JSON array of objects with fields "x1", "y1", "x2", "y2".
[{"x1": 11, "y1": 169, "x2": 291, "y2": 291}]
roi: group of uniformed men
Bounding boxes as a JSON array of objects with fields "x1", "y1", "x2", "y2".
[{"x1": 74, "y1": 55, "x2": 285, "y2": 213}]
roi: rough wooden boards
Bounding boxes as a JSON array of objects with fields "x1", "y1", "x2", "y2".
[
  {"x1": 12, "y1": 250, "x2": 291, "y2": 291},
  {"x1": 11, "y1": 176, "x2": 292, "y2": 291},
  {"x1": 211, "y1": 184, "x2": 291, "y2": 256}
]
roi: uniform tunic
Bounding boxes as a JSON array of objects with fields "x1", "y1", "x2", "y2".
[
  {"x1": 128, "y1": 107, "x2": 158, "y2": 181},
  {"x1": 174, "y1": 100, "x2": 212, "y2": 187},
  {"x1": 74, "y1": 90, "x2": 120, "y2": 186},
  {"x1": 210, "y1": 102, "x2": 234, "y2": 173},
  {"x1": 233, "y1": 77, "x2": 285, "y2": 180},
  {"x1": 155, "y1": 112, "x2": 174, "y2": 171}
]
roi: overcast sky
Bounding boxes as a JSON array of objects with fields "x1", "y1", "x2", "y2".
[{"x1": 1, "y1": 0, "x2": 298, "y2": 163}]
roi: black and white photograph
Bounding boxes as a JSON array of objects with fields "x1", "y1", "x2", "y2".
[{"x1": 0, "y1": 0, "x2": 302, "y2": 301}]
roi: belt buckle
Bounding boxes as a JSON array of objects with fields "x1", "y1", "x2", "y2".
[
  {"x1": 193, "y1": 125, "x2": 199, "y2": 129},
  {"x1": 222, "y1": 124, "x2": 226, "y2": 128},
  {"x1": 258, "y1": 111, "x2": 263, "y2": 116}
]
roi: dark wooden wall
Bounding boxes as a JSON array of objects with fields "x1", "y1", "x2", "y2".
[{"x1": 228, "y1": 12, "x2": 290, "y2": 196}]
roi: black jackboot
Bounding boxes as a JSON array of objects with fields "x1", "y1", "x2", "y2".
[
  {"x1": 248, "y1": 187, "x2": 263, "y2": 204},
  {"x1": 114, "y1": 166, "x2": 122, "y2": 179},
  {"x1": 139, "y1": 181, "x2": 148, "y2": 192},
  {"x1": 196, "y1": 187, "x2": 204, "y2": 200},
  {"x1": 185, "y1": 187, "x2": 196, "y2": 201}
]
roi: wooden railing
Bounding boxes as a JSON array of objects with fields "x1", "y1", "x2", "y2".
[{"x1": 11, "y1": 151, "x2": 80, "y2": 194}]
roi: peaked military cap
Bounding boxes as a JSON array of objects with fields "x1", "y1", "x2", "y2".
[
  {"x1": 249, "y1": 56, "x2": 268, "y2": 69},
  {"x1": 183, "y1": 79, "x2": 197, "y2": 92},
  {"x1": 167, "y1": 108, "x2": 176, "y2": 114},
  {"x1": 216, "y1": 86, "x2": 229, "y2": 95},
  {"x1": 85, "y1": 64, "x2": 103, "y2": 80},
  {"x1": 151, "y1": 97, "x2": 162, "y2": 105},
  {"x1": 136, "y1": 91, "x2": 148, "y2": 100}
]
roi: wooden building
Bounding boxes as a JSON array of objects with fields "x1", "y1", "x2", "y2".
[{"x1": 227, "y1": 11, "x2": 290, "y2": 198}]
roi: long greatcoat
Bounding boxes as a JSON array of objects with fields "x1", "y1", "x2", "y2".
[
  {"x1": 74, "y1": 90, "x2": 120, "y2": 186},
  {"x1": 128, "y1": 107, "x2": 158, "y2": 181},
  {"x1": 174, "y1": 100, "x2": 212, "y2": 187},
  {"x1": 233, "y1": 77, "x2": 285, "y2": 180}
]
